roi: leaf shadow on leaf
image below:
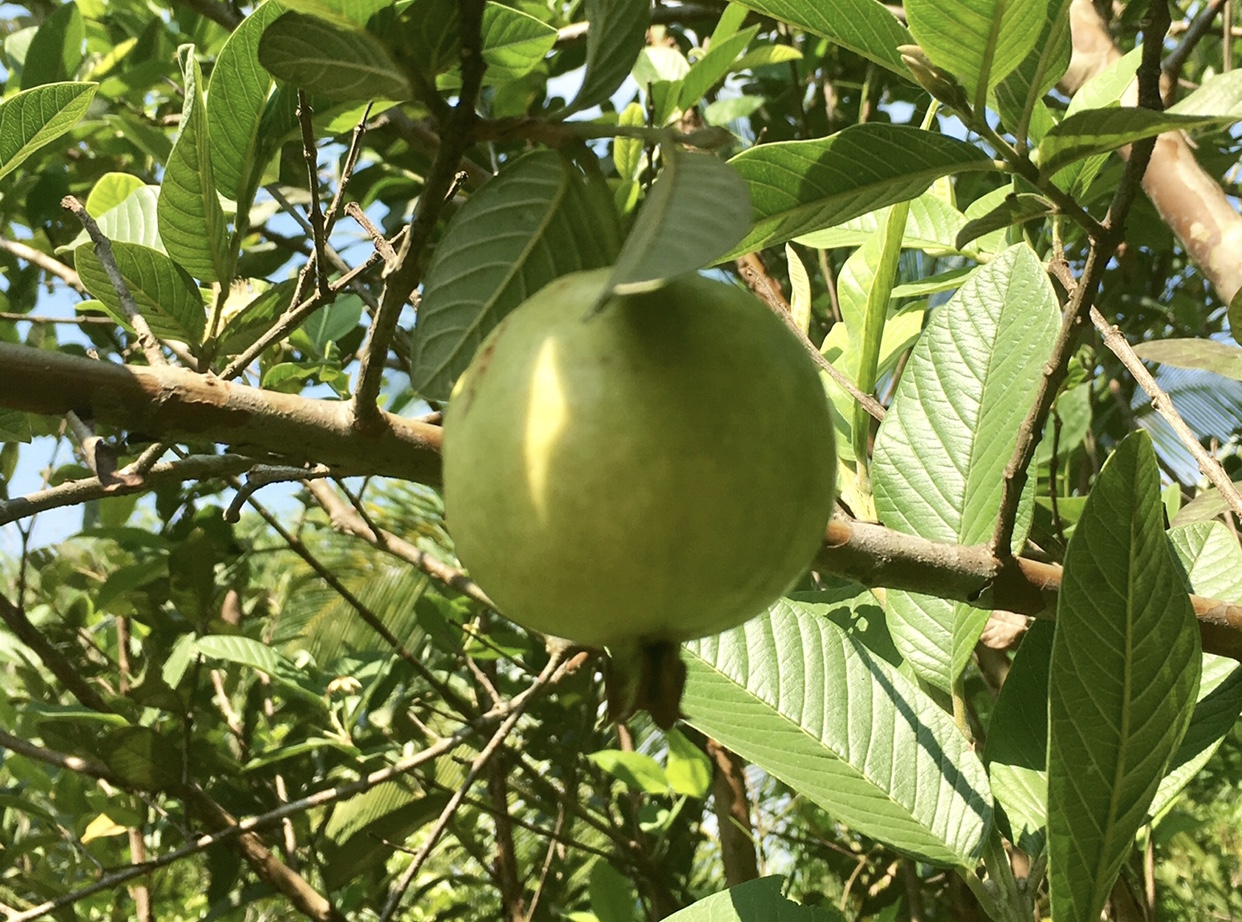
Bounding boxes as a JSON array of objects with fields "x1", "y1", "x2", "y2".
[{"x1": 867, "y1": 650, "x2": 995, "y2": 840}]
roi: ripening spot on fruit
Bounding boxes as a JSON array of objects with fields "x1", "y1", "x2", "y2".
[{"x1": 443, "y1": 268, "x2": 837, "y2": 650}]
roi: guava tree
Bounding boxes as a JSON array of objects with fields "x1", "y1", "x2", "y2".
[{"x1": 3, "y1": 0, "x2": 1242, "y2": 919}]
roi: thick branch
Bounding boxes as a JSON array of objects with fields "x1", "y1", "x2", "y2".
[
  {"x1": 0, "y1": 342, "x2": 441, "y2": 483},
  {"x1": 819, "y1": 519, "x2": 1242, "y2": 661}
]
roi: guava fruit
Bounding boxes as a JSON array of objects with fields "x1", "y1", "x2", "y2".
[{"x1": 442, "y1": 268, "x2": 837, "y2": 651}]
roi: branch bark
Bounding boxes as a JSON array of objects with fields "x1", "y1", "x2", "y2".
[
  {"x1": 0, "y1": 342, "x2": 441, "y2": 482},
  {"x1": 6, "y1": 340, "x2": 1242, "y2": 659}
]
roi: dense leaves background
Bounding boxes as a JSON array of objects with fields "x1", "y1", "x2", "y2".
[{"x1": 3, "y1": 0, "x2": 1242, "y2": 920}]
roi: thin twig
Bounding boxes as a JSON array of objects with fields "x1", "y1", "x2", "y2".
[
  {"x1": 305, "y1": 479, "x2": 492, "y2": 607},
  {"x1": 219, "y1": 248, "x2": 387, "y2": 379},
  {"x1": 296, "y1": 91, "x2": 332, "y2": 301},
  {"x1": 324, "y1": 103, "x2": 373, "y2": 235},
  {"x1": 1164, "y1": 0, "x2": 1226, "y2": 92},
  {"x1": 345, "y1": 202, "x2": 397, "y2": 261},
  {"x1": 735, "y1": 254, "x2": 887, "y2": 421},
  {"x1": 241, "y1": 490, "x2": 478, "y2": 717},
  {"x1": 378, "y1": 650, "x2": 567, "y2": 922},
  {"x1": 0, "y1": 238, "x2": 86, "y2": 292},
  {"x1": 472, "y1": 116, "x2": 733, "y2": 151},
  {"x1": 223, "y1": 463, "x2": 333, "y2": 522},
  {"x1": 0, "y1": 729, "x2": 121, "y2": 783},
  {"x1": 352, "y1": 0, "x2": 486, "y2": 428},
  {"x1": 60, "y1": 196, "x2": 168, "y2": 367},
  {"x1": 0, "y1": 454, "x2": 255, "y2": 527},
  {"x1": 1091, "y1": 307, "x2": 1242, "y2": 519},
  {"x1": 0, "y1": 312, "x2": 112, "y2": 324},
  {"x1": 3, "y1": 685, "x2": 555, "y2": 922},
  {"x1": 991, "y1": 3, "x2": 1169, "y2": 557}
]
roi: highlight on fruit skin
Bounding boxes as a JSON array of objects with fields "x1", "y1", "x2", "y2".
[{"x1": 441, "y1": 267, "x2": 838, "y2": 650}]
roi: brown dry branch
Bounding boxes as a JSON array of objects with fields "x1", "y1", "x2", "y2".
[
  {"x1": 735, "y1": 253, "x2": 887, "y2": 421},
  {"x1": 706, "y1": 739, "x2": 760, "y2": 887},
  {"x1": 305, "y1": 478, "x2": 491, "y2": 606},
  {"x1": 1091, "y1": 307, "x2": 1242, "y2": 520}
]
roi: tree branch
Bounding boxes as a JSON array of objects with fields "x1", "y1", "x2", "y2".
[
  {"x1": 1091, "y1": 307, "x2": 1242, "y2": 519},
  {"x1": 352, "y1": 0, "x2": 486, "y2": 428},
  {"x1": 0, "y1": 342, "x2": 441, "y2": 483},
  {"x1": 0, "y1": 238, "x2": 86, "y2": 293},
  {"x1": 0, "y1": 453, "x2": 255, "y2": 527},
  {"x1": 1065, "y1": 0, "x2": 1242, "y2": 304}
]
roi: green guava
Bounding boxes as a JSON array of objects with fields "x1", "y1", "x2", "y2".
[{"x1": 442, "y1": 268, "x2": 837, "y2": 650}]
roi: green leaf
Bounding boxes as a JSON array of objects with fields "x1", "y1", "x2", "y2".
[
  {"x1": 1132, "y1": 338, "x2": 1242, "y2": 381},
  {"x1": 665, "y1": 727, "x2": 713, "y2": 798},
  {"x1": 705, "y1": 94, "x2": 766, "y2": 126},
  {"x1": 100, "y1": 726, "x2": 181, "y2": 791},
  {"x1": 301, "y1": 297, "x2": 363, "y2": 354},
  {"x1": 785, "y1": 243, "x2": 812, "y2": 335},
  {"x1": 822, "y1": 238, "x2": 926, "y2": 467},
  {"x1": 207, "y1": 1, "x2": 285, "y2": 202},
  {"x1": 321, "y1": 780, "x2": 451, "y2": 891},
  {"x1": 194, "y1": 634, "x2": 324, "y2": 704},
  {"x1": 890, "y1": 265, "x2": 976, "y2": 298},
  {"x1": 873, "y1": 245, "x2": 1059, "y2": 690},
  {"x1": 954, "y1": 192, "x2": 1055, "y2": 250},
  {"x1": 75, "y1": 242, "x2": 207, "y2": 345},
  {"x1": 20, "y1": 1, "x2": 84, "y2": 90},
  {"x1": 562, "y1": 0, "x2": 649, "y2": 114},
  {"x1": 1169, "y1": 69, "x2": 1242, "y2": 117},
  {"x1": 590, "y1": 859, "x2": 640, "y2": 922},
  {"x1": 1148, "y1": 523, "x2": 1242, "y2": 820},
  {"x1": 732, "y1": 43, "x2": 804, "y2": 72},
  {"x1": 992, "y1": 0, "x2": 1073, "y2": 144},
  {"x1": 478, "y1": 3, "x2": 557, "y2": 81},
  {"x1": 159, "y1": 46, "x2": 231, "y2": 284},
  {"x1": 85, "y1": 173, "x2": 146, "y2": 216},
  {"x1": 0, "y1": 82, "x2": 98, "y2": 183},
  {"x1": 1173, "y1": 480, "x2": 1242, "y2": 526},
  {"x1": 794, "y1": 191, "x2": 967, "y2": 253},
  {"x1": 259, "y1": 11, "x2": 409, "y2": 103},
  {"x1": 682, "y1": 598, "x2": 993, "y2": 867},
  {"x1": 278, "y1": 0, "x2": 389, "y2": 27},
  {"x1": 1039, "y1": 107, "x2": 1231, "y2": 176},
  {"x1": 852, "y1": 194, "x2": 909, "y2": 466},
  {"x1": 666, "y1": 877, "x2": 845, "y2": 921},
  {"x1": 59, "y1": 185, "x2": 162, "y2": 254},
  {"x1": 1048, "y1": 432, "x2": 1201, "y2": 922},
  {"x1": 614, "y1": 102, "x2": 646, "y2": 181},
  {"x1": 732, "y1": 0, "x2": 911, "y2": 74},
  {"x1": 906, "y1": 0, "x2": 1045, "y2": 109},
  {"x1": 608, "y1": 150, "x2": 751, "y2": 293},
  {"x1": 588, "y1": 750, "x2": 670, "y2": 794},
  {"x1": 982, "y1": 620, "x2": 1052, "y2": 858},
  {"x1": 725, "y1": 124, "x2": 993, "y2": 257},
  {"x1": 0, "y1": 409, "x2": 32, "y2": 444},
  {"x1": 409, "y1": 151, "x2": 621, "y2": 400},
  {"x1": 678, "y1": 27, "x2": 759, "y2": 111}
]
